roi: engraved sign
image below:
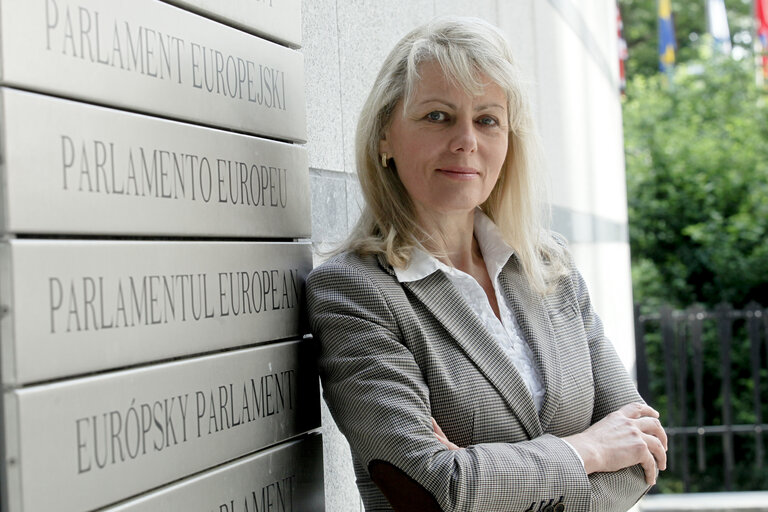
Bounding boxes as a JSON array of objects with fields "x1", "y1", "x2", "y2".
[
  {"x1": 164, "y1": 0, "x2": 302, "y2": 48},
  {"x1": 0, "y1": 88, "x2": 310, "y2": 237},
  {"x1": 106, "y1": 435, "x2": 324, "y2": 511},
  {"x1": 0, "y1": 0, "x2": 306, "y2": 141},
  {"x1": 2, "y1": 340, "x2": 320, "y2": 512},
  {"x1": 0, "y1": 240, "x2": 312, "y2": 385}
]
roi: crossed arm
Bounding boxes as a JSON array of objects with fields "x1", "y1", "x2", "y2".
[{"x1": 307, "y1": 255, "x2": 666, "y2": 512}]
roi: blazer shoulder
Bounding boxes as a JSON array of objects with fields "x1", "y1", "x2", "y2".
[
  {"x1": 309, "y1": 251, "x2": 383, "y2": 283},
  {"x1": 549, "y1": 230, "x2": 570, "y2": 249},
  {"x1": 540, "y1": 230, "x2": 579, "y2": 277},
  {"x1": 305, "y1": 250, "x2": 406, "y2": 347},
  {"x1": 306, "y1": 251, "x2": 403, "y2": 306},
  {"x1": 537, "y1": 231, "x2": 584, "y2": 307}
]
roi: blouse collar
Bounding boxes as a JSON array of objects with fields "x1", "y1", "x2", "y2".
[{"x1": 393, "y1": 210, "x2": 515, "y2": 283}]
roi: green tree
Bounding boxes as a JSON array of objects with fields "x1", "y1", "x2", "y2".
[
  {"x1": 620, "y1": 2, "x2": 768, "y2": 494},
  {"x1": 624, "y1": 56, "x2": 768, "y2": 308}
]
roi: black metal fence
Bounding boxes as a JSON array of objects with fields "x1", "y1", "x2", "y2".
[{"x1": 634, "y1": 302, "x2": 768, "y2": 492}]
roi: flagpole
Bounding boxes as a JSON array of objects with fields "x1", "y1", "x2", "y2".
[
  {"x1": 658, "y1": 0, "x2": 676, "y2": 85},
  {"x1": 755, "y1": 0, "x2": 763, "y2": 86}
]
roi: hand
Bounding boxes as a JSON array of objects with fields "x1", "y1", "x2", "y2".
[
  {"x1": 564, "y1": 403, "x2": 668, "y2": 485},
  {"x1": 431, "y1": 417, "x2": 459, "y2": 450}
]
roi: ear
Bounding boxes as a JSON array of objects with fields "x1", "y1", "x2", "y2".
[{"x1": 379, "y1": 129, "x2": 392, "y2": 155}]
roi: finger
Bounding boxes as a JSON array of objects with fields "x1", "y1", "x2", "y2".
[
  {"x1": 431, "y1": 417, "x2": 459, "y2": 449},
  {"x1": 434, "y1": 432, "x2": 459, "y2": 450},
  {"x1": 636, "y1": 417, "x2": 668, "y2": 449},
  {"x1": 642, "y1": 433, "x2": 668, "y2": 471},
  {"x1": 657, "y1": 424, "x2": 668, "y2": 451},
  {"x1": 639, "y1": 452, "x2": 657, "y2": 485},
  {"x1": 620, "y1": 402, "x2": 659, "y2": 420},
  {"x1": 431, "y1": 417, "x2": 445, "y2": 437},
  {"x1": 623, "y1": 402, "x2": 659, "y2": 419}
]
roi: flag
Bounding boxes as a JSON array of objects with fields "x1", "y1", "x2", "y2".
[
  {"x1": 706, "y1": 0, "x2": 731, "y2": 54},
  {"x1": 757, "y1": 0, "x2": 768, "y2": 82},
  {"x1": 617, "y1": 2, "x2": 628, "y2": 94},
  {"x1": 658, "y1": 0, "x2": 676, "y2": 73}
]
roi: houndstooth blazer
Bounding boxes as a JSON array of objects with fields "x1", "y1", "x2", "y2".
[{"x1": 306, "y1": 244, "x2": 651, "y2": 512}]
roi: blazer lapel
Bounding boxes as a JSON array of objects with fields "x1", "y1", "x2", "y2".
[
  {"x1": 498, "y1": 258, "x2": 562, "y2": 432},
  {"x1": 401, "y1": 270, "x2": 543, "y2": 440}
]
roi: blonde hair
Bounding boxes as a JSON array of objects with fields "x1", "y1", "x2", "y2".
[{"x1": 343, "y1": 16, "x2": 567, "y2": 293}]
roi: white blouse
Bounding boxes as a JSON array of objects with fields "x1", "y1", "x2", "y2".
[{"x1": 393, "y1": 211, "x2": 545, "y2": 412}]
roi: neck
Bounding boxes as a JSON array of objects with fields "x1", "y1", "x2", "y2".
[{"x1": 415, "y1": 208, "x2": 482, "y2": 272}]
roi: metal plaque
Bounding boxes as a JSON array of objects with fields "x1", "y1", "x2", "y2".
[
  {"x1": 0, "y1": 88, "x2": 310, "y2": 237},
  {"x1": 0, "y1": 0, "x2": 306, "y2": 141},
  {"x1": 164, "y1": 0, "x2": 302, "y2": 48},
  {"x1": 3, "y1": 340, "x2": 321, "y2": 512},
  {"x1": 105, "y1": 435, "x2": 324, "y2": 511},
  {"x1": 0, "y1": 240, "x2": 312, "y2": 385}
]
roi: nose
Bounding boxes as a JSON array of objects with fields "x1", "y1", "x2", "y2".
[{"x1": 449, "y1": 118, "x2": 478, "y2": 153}]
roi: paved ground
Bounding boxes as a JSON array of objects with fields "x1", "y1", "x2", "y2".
[{"x1": 636, "y1": 492, "x2": 768, "y2": 512}]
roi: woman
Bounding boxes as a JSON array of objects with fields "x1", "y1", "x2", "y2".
[{"x1": 306, "y1": 17, "x2": 667, "y2": 512}]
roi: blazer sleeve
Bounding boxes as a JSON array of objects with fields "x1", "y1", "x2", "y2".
[
  {"x1": 568, "y1": 255, "x2": 654, "y2": 511},
  {"x1": 307, "y1": 256, "x2": 593, "y2": 512}
]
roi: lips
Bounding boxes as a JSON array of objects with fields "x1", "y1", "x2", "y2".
[{"x1": 435, "y1": 166, "x2": 480, "y2": 179}]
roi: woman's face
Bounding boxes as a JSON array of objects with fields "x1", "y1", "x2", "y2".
[{"x1": 379, "y1": 61, "x2": 509, "y2": 221}]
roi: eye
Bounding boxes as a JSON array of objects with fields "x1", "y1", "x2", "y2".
[
  {"x1": 425, "y1": 111, "x2": 448, "y2": 122},
  {"x1": 476, "y1": 115, "x2": 499, "y2": 127}
]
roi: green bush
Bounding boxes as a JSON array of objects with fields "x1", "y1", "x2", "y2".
[{"x1": 624, "y1": 57, "x2": 768, "y2": 309}]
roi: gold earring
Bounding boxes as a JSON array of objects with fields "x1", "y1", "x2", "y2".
[{"x1": 381, "y1": 153, "x2": 389, "y2": 168}]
